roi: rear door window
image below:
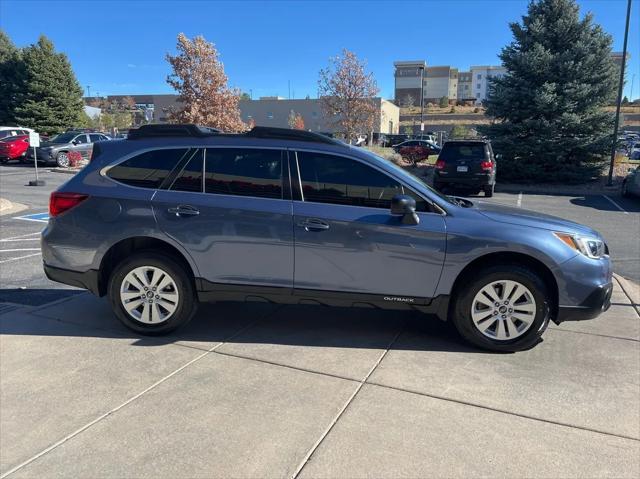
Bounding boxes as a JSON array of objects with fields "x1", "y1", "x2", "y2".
[
  {"x1": 170, "y1": 149, "x2": 204, "y2": 193},
  {"x1": 204, "y1": 148, "x2": 283, "y2": 199},
  {"x1": 106, "y1": 148, "x2": 189, "y2": 189}
]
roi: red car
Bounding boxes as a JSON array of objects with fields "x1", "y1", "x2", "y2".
[
  {"x1": 394, "y1": 140, "x2": 441, "y2": 164},
  {"x1": 0, "y1": 134, "x2": 30, "y2": 163}
]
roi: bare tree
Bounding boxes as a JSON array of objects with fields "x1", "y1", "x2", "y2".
[
  {"x1": 318, "y1": 49, "x2": 379, "y2": 143},
  {"x1": 166, "y1": 33, "x2": 246, "y2": 132}
]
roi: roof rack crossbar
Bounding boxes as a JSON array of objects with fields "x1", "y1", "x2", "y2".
[{"x1": 127, "y1": 124, "x2": 221, "y2": 140}]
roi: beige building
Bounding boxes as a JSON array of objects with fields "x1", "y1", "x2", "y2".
[
  {"x1": 425, "y1": 66, "x2": 458, "y2": 103},
  {"x1": 88, "y1": 94, "x2": 399, "y2": 135},
  {"x1": 394, "y1": 61, "x2": 459, "y2": 105},
  {"x1": 457, "y1": 71, "x2": 473, "y2": 101},
  {"x1": 238, "y1": 97, "x2": 399, "y2": 135}
]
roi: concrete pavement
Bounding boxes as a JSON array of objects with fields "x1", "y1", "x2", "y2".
[{"x1": 1, "y1": 277, "x2": 638, "y2": 478}]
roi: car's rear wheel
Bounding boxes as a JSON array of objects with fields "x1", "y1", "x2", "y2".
[
  {"x1": 451, "y1": 265, "x2": 550, "y2": 352},
  {"x1": 108, "y1": 252, "x2": 198, "y2": 335},
  {"x1": 56, "y1": 152, "x2": 70, "y2": 168}
]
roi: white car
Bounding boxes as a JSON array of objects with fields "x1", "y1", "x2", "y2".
[{"x1": 0, "y1": 126, "x2": 34, "y2": 140}]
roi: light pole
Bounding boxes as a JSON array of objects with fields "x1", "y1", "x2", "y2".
[
  {"x1": 419, "y1": 66, "x2": 425, "y2": 139},
  {"x1": 86, "y1": 85, "x2": 91, "y2": 98},
  {"x1": 607, "y1": 0, "x2": 632, "y2": 186}
]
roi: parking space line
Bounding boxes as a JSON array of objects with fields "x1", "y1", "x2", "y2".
[
  {"x1": 602, "y1": 195, "x2": 629, "y2": 214},
  {"x1": 0, "y1": 238, "x2": 40, "y2": 242},
  {"x1": 0, "y1": 248, "x2": 41, "y2": 253},
  {"x1": 291, "y1": 327, "x2": 404, "y2": 479},
  {"x1": 0, "y1": 232, "x2": 41, "y2": 241},
  {"x1": 517, "y1": 191, "x2": 522, "y2": 207},
  {"x1": 0, "y1": 252, "x2": 41, "y2": 264}
]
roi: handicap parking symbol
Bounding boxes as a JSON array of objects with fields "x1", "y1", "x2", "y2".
[{"x1": 13, "y1": 212, "x2": 50, "y2": 223}]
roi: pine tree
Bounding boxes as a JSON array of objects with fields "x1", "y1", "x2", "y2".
[
  {"x1": 481, "y1": 0, "x2": 617, "y2": 183},
  {"x1": 0, "y1": 30, "x2": 22, "y2": 125},
  {"x1": 13, "y1": 36, "x2": 84, "y2": 135},
  {"x1": 166, "y1": 33, "x2": 246, "y2": 132}
]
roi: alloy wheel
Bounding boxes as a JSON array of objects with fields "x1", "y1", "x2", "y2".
[
  {"x1": 120, "y1": 266, "x2": 179, "y2": 324},
  {"x1": 471, "y1": 280, "x2": 536, "y2": 341},
  {"x1": 56, "y1": 152, "x2": 70, "y2": 168}
]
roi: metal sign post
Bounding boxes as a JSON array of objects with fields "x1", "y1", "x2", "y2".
[{"x1": 28, "y1": 131, "x2": 45, "y2": 186}]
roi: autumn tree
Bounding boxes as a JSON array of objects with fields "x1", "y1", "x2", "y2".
[
  {"x1": 318, "y1": 49, "x2": 379, "y2": 142},
  {"x1": 166, "y1": 33, "x2": 246, "y2": 132}
]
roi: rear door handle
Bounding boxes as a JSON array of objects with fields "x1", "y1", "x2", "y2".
[
  {"x1": 297, "y1": 218, "x2": 330, "y2": 231},
  {"x1": 168, "y1": 205, "x2": 200, "y2": 217}
]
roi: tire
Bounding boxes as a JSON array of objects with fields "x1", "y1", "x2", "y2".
[
  {"x1": 108, "y1": 252, "x2": 198, "y2": 335},
  {"x1": 451, "y1": 264, "x2": 551, "y2": 352},
  {"x1": 484, "y1": 184, "x2": 494, "y2": 197},
  {"x1": 621, "y1": 180, "x2": 630, "y2": 198},
  {"x1": 56, "y1": 152, "x2": 70, "y2": 168}
]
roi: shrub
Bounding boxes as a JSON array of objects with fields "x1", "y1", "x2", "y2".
[
  {"x1": 439, "y1": 96, "x2": 449, "y2": 108},
  {"x1": 473, "y1": 107, "x2": 480, "y2": 113},
  {"x1": 450, "y1": 106, "x2": 456, "y2": 113}
]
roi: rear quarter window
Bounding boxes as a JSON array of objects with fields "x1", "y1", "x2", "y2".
[{"x1": 106, "y1": 148, "x2": 189, "y2": 189}]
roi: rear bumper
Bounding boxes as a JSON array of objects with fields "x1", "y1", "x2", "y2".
[
  {"x1": 434, "y1": 173, "x2": 493, "y2": 186},
  {"x1": 44, "y1": 263, "x2": 101, "y2": 296},
  {"x1": 555, "y1": 281, "x2": 613, "y2": 323}
]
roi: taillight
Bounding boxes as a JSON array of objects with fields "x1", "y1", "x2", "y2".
[
  {"x1": 49, "y1": 192, "x2": 88, "y2": 217},
  {"x1": 435, "y1": 160, "x2": 445, "y2": 170},
  {"x1": 480, "y1": 161, "x2": 493, "y2": 171}
]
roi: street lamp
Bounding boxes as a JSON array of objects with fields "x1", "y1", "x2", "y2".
[
  {"x1": 607, "y1": 0, "x2": 632, "y2": 186},
  {"x1": 419, "y1": 66, "x2": 425, "y2": 139}
]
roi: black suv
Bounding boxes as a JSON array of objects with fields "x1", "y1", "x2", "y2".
[{"x1": 433, "y1": 139, "x2": 497, "y2": 197}]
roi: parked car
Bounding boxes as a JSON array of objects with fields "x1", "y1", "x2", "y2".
[
  {"x1": 0, "y1": 134, "x2": 30, "y2": 163},
  {"x1": 42, "y1": 124, "x2": 612, "y2": 352},
  {"x1": 29, "y1": 131, "x2": 110, "y2": 167},
  {"x1": 433, "y1": 139, "x2": 497, "y2": 197},
  {"x1": 0, "y1": 126, "x2": 32, "y2": 140},
  {"x1": 628, "y1": 142, "x2": 640, "y2": 160},
  {"x1": 622, "y1": 165, "x2": 640, "y2": 198},
  {"x1": 393, "y1": 140, "x2": 441, "y2": 164}
]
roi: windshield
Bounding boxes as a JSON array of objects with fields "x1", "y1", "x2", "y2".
[
  {"x1": 359, "y1": 149, "x2": 457, "y2": 206},
  {"x1": 48, "y1": 132, "x2": 77, "y2": 144}
]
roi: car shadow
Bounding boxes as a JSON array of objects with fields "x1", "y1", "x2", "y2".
[
  {"x1": 570, "y1": 195, "x2": 640, "y2": 213},
  {"x1": 0, "y1": 290, "x2": 487, "y2": 354}
]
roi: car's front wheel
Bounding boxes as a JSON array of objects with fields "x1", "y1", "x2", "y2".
[
  {"x1": 108, "y1": 252, "x2": 198, "y2": 335},
  {"x1": 451, "y1": 265, "x2": 551, "y2": 352}
]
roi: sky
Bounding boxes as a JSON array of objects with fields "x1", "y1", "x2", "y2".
[{"x1": 1, "y1": 0, "x2": 639, "y2": 100}]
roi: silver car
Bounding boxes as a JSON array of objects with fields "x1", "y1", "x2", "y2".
[{"x1": 31, "y1": 131, "x2": 110, "y2": 167}]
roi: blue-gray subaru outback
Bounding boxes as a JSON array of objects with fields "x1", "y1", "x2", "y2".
[{"x1": 42, "y1": 125, "x2": 613, "y2": 352}]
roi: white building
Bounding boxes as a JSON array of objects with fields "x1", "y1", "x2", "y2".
[{"x1": 470, "y1": 65, "x2": 507, "y2": 104}]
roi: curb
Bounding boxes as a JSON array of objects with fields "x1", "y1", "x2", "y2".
[
  {"x1": 613, "y1": 273, "x2": 640, "y2": 307},
  {"x1": 49, "y1": 168, "x2": 81, "y2": 175}
]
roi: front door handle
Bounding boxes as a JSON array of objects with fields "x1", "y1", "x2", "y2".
[
  {"x1": 168, "y1": 205, "x2": 200, "y2": 217},
  {"x1": 298, "y1": 218, "x2": 330, "y2": 231}
]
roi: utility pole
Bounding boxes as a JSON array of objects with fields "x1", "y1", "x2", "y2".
[
  {"x1": 86, "y1": 85, "x2": 91, "y2": 98},
  {"x1": 607, "y1": 0, "x2": 632, "y2": 186},
  {"x1": 630, "y1": 74, "x2": 636, "y2": 102}
]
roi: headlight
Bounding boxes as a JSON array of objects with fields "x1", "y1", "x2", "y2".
[{"x1": 553, "y1": 232, "x2": 606, "y2": 259}]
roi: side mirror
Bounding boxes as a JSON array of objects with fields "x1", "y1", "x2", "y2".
[
  {"x1": 71, "y1": 140, "x2": 78, "y2": 145},
  {"x1": 390, "y1": 194, "x2": 419, "y2": 225}
]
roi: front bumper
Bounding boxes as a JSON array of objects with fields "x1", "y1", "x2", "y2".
[
  {"x1": 44, "y1": 263, "x2": 101, "y2": 296},
  {"x1": 556, "y1": 281, "x2": 613, "y2": 323}
]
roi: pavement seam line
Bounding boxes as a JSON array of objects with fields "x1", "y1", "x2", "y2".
[
  {"x1": 0, "y1": 349, "x2": 211, "y2": 479},
  {"x1": 0, "y1": 252, "x2": 41, "y2": 264},
  {"x1": 290, "y1": 327, "x2": 405, "y2": 479},
  {"x1": 0, "y1": 306, "x2": 284, "y2": 479},
  {"x1": 548, "y1": 326, "x2": 639, "y2": 342},
  {"x1": 365, "y1": 380, "x2": 640, "y2": 443}
]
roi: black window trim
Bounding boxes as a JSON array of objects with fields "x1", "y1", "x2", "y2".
[{"x1": 290, "y1": 147, "x2": 444, "y2": 215}]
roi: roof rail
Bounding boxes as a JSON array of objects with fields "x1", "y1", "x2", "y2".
[
  {"x1": 127, "y1": 124, "x2": 221, "y2": 140},
  {"x1": 245, "y1": 126, "x2": 344, "y2": 146}
]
